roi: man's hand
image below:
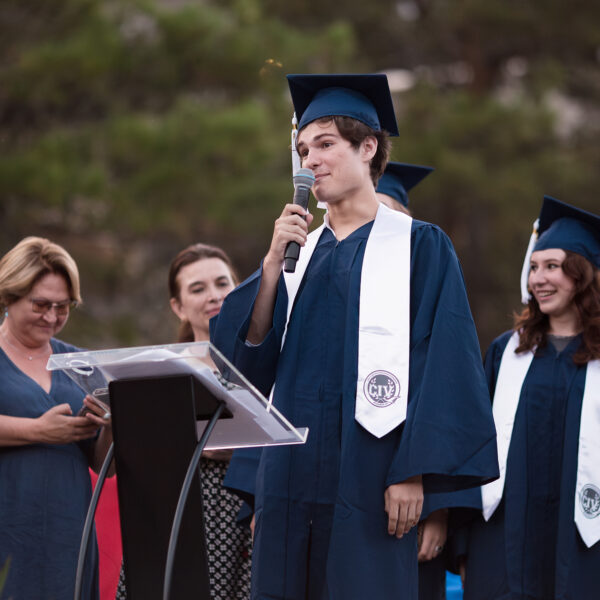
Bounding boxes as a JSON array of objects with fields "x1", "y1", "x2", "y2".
[
  {"x1": 384, "y1": 474, "x2": 423, "y2": 538},
  {"x1": 263, "y1": 204, "x2": 314, "y2": 277},
  {"x1": 417, "y1": 509, "x2": 448, "y2": 562},
  {"x1": 247, "y1": 203, "x2": 313, "y2": 345}
]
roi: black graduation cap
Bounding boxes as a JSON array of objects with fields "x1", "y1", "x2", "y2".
[
  {"x1": 535, "y1": 196, "x2": 600, "y2": 268},
  {"x1": 376, "y1": 162, "x2": 434, "y2": 208},
  {"x1": 286, "y1": 74, "x2": 399, "y2": 136}
]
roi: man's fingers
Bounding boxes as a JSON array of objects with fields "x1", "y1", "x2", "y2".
[
  {"x1": 408, "y1": 503, "x2": 423, "y2": 533},
  {"x1": 396, "y1": 503, "x2": 410, "y2": 538},
  {"x1": 404, "y1": 507, "x2": 418, "y2": 534},
  {"x1": 387, "y1": 508, "x2": 398, "y2": 536},
  {"x1": 283, "y1": 203, "x2": 309, "y2": 216},
  {"x1": 280, "y1": 225, "x2": 309, "y2": 245},
  {"x1": 384, "y1": 478, "x2": 424, "y2": 538},
  {"x1": 274, "y1": 219, "x2": 309, "y2": 250}
]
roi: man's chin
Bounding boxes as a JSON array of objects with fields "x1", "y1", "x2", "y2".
[{"x1": 314, "y1": 193, "x2": 341, "y2": 206}]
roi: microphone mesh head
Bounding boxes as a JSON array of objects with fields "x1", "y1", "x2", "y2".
[{"x1": 293, "y1": 168, "x2": 315, "y2": 190}]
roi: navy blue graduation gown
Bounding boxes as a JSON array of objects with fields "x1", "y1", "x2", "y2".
[
  {"x1": 457, "y1": 331, "x2": 600, "y2": 600},
  {"x1": 211, "y1": 219, "x2": 498, "y2": 600},
  {"x1": 418, "y1": 554, "x2": 446, "y2": 600}
]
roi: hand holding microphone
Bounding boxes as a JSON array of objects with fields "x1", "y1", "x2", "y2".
[
  {"x1": 247, "y1": 168, "x2": 315, "y2": 345},
  {"x1": 283, "y1": 168, "x2": 315, "y2": 273}
]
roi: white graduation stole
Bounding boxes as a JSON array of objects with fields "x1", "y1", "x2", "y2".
[
  {"x1": 482, "y1": 331, "x2": 600, "y2": 548},
  {"x1": 575, "y1": 361, "x2": 600, "y2": 547},
  {"x1": 281, "y1": 203, "x2": 412, "y2": 438},
  {"x1": 481, "y1": 332, "x2": 532, "y2": 521}
]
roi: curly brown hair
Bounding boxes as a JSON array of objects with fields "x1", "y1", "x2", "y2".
[
  {"x1": 514, "y1": 251, "x2": 600, "y2": 364},
  {"x1": 297, "y1": 115, "x2": 391, "y2": 186}
]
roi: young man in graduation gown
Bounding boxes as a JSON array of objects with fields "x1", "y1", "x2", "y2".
[{"x1": 210, "y1": 73, "x2": 499, "y2": 600}]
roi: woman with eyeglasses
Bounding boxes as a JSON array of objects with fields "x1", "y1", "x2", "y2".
[{"x1": 0, "y1": 236, "x2": 112, "y2": 600}]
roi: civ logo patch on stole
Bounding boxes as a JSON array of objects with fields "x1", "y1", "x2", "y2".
[
  {"x1": 364, "y1": 370, "x2": 401, "y2": 408},
  {"x1": 580, "y1": 484, "x2": 600, "y2": 519}
]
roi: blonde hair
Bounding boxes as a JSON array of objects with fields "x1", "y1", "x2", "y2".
[{"x1": 0, "y1": 237, "x2": 81, "y2": 309}]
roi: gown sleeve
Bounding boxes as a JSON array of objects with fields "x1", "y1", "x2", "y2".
[
  {"x1": 384, "y1": 224, "x2": 500, "y2": 494},
  {"x1": 483, "y1": 330, "x2": 513, "y2": 399},
  {"x1": 446, "y1": 330, "x2": 515, "y2": 570},
  {"x1": 210, "y1": 264, "x2": 289, "y2": 505},
  {"x1": 210, "y1": 265, "x2": 288, "y2": 398},
  {"x1": 223, "y1": 447, "x2": 262, "y2": 508}
]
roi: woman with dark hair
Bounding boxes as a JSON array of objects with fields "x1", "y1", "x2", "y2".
[
  {"x1": 170, "y1": 243, "x2": 251, "y2": 598},
  {"x1": 168, "y1": 243, "x2": 238, "y2": 345},
  {"x1": 455, "y1": 196, "x2": 600, "y2": 599},
  {"x1": 115, "y1": 242, "x2": 251, "y2": 600}
]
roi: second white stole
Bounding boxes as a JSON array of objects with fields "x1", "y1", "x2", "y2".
[{"x1": 482, "y1": 331, "x2": 600, "y2": 548}]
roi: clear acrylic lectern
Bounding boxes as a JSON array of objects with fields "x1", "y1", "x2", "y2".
[{"x1": 48, "y1": 341, "x2": 308, "y2": 600}]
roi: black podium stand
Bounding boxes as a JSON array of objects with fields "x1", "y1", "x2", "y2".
[
  {"x1": 48, "y1": 341, "x2": 308, "y2": 600},
  {"x1": 110, "y1": 374, "x2": 230, "y2": 600}
]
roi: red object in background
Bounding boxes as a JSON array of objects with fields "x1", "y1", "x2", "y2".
[{"x1": 90, "y1": 470, "x2": 122, "y2": 600}]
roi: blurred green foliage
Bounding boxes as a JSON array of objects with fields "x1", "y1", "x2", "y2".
[{"x1": 1, "y1": 0, "x2": 599, "y2": 350}]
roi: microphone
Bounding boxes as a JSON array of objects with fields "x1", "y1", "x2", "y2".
[{"x1": 284, "y1": 168, "x2": 315, "y2": 273}]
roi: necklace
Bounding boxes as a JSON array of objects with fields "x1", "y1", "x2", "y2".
[{"x1": 0, "y1": 328, "x2": 51, "y2": 361}]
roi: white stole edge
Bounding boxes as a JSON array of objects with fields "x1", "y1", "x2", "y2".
[
  {"x1": 575, "y1": 360, "x2": 600, "y2": 547},
  {"x1": 481, "y1": 332, "x2": 533, "y2": 520}
]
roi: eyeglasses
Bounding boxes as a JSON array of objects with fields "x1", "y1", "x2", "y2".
[{"x1": 30, "y1": 298, "x2": 77, "y2": 316}]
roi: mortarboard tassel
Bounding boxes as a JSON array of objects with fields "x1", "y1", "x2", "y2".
[
  {"x1": 291, "y1": 112, "x2": 301, "y2": 177},
  {"x1": 520, "y1": 218, "x2": 539, "y2": 304}
]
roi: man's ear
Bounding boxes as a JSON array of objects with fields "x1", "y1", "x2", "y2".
[{"x1": 361, "y1": 135, "x2": 378, "y2": 162}]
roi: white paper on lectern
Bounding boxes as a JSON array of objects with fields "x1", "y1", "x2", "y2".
[
  {"x1": 46, "y1": 342, "x2": 308, "y2": 450},
  {"x1": 99, "y1": 348, "x2": 295, "y2": 445},
  {"x1": 99, "y1": 348, "x2": 205, "y2": 379}
]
